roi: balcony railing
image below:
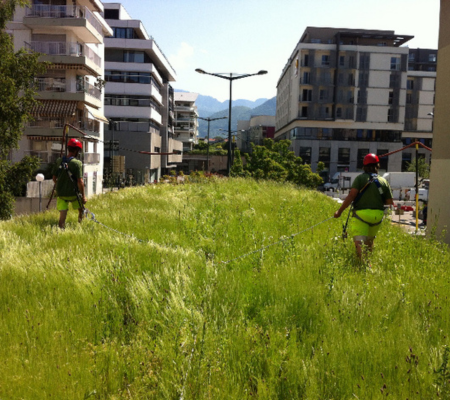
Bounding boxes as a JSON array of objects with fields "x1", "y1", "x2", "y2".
[
  {"x1": 30, "y1": 41, "x2": 101, "y2": 68},
  {"x1": 77, "y1": 80, "x2": 101, "y2": 100},
  {"x1": 25, "y1": 5, "x2": 103, "y2": 38},
  {"x1": 84, "y1": 153, "x2": 100, "y2": 164},
  {"x1": 35, "y1": 77, "x2": 66, "y2": 92},
  {"x1": 27, "y1": 117, "x2": 100, "y2": 134}
]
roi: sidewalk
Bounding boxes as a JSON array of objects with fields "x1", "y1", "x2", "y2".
[{"x1": 389, "y1": 210, "x2": 426, "y2": 235}]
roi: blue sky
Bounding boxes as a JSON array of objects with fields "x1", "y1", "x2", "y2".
[{"x1": 104, "y1": 0, "x2": 440, "y2": 102}]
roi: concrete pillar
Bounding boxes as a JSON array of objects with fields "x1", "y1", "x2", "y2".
[{"x1": 428, "y1": 0, "x2": 450, "y2": 243}]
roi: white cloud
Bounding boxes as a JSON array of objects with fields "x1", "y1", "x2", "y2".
[{"x1": 169, "y1": 42, "x2": 194, "y2": 70}]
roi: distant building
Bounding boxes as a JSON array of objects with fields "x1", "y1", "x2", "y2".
[
  {"x1": 7, "y1": 0, "x2": 112, "y2": 196},
  {"x1": 275, "y1": 27, "x2": 435, "y2": 176},
  {"x1": 103, "y1": 3, "x2": 182, "y2": 183},
  {"x1": 237, "y1": 115, "x2": 275, "y2": 153},
  {"x1": 174, "y1": 92, "x2": 199, "y2": 152}
]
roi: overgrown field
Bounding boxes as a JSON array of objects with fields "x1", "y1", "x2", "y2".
[{"x1": 1, "y1": 178, "x2": 449, "y2": 399}]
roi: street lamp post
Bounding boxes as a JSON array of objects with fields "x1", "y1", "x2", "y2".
[
  {"x1": 218, "y1": 128, "x2": 245, "y2": 164},
  {"x1": 198, "y1": 116, "x2": 227, "y2": 172},
  {"x1": 195, "y1": 68, "x2": 267, "y2": 175},
  {"x1": 36, "y1": 173, "x2": 45, "y2": 212}
]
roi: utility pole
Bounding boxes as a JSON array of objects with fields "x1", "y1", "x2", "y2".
[{"x1": 197, "y1": 116, "x2": 227, "y2": 172}]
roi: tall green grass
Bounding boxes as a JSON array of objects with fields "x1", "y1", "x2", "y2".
[{"x1": 1, "y1": 178, "x2": 449, "y2": 399}]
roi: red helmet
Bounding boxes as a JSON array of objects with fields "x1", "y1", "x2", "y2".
[
  {"x1": 68, "y1": 138, "x2": 82, "y2": 149},
  {"x1": 363, "y1": 153, "x2": 379, "y2": 165}
]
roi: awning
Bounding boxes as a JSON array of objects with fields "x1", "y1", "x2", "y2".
[
  {"x1": 31, "y1": 100, "x2": 77, "y2": 117},
  {"x1": 85, "y1": 104, "x2": 109, "y2": 123},
  {"x1": 48, "y1": 63, "x2": 100, "y2": 76}
]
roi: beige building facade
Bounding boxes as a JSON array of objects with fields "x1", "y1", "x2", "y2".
[
  {"x1": 275, "y1": 27, "x2": 435, "y2": 177},
  {"x1": 7, "y1": 0, "x2": 112, "y2": 197}
]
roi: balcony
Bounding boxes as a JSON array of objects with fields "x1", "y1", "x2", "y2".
[
  {"x1": 26, "y1": 117, "x2": 101, "y2": 138},
  {"x1": 105, "y1": 105, "x2": 162, "y2": 125},
  {"x1": 30, "y1": 41, "x2": 102, "y2": 76},
  {"x1": 35, "y1": 78, "x2": 101, "y2": 108},
  {"x1": 24, "y1": 5, "x2": 103, "y2": 44}
]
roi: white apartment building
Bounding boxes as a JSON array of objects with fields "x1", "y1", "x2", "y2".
[
  {"x1": 103, "y1": 3, "x2": 182, "y2": 183},
  {"x1": 7, "y1": 0, "x2": 112, "y2": 197},
  {"x1": 174, "y1": 92, "x2": 199, "y2": 152},
  {"x1": 275, "y1": 27, "x2": 435, "y2": 177}
]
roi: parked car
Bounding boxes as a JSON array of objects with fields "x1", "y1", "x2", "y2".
[{"x1": 324, "y1": 172, "x2": 360, "y2": 191}]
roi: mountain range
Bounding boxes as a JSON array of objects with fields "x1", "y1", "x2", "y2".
[{"x1": 175, "y1": 89, "x2": 276, "y2": 138}]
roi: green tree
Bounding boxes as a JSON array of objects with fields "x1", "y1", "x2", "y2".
[
  {"x1": 0, "y1": 0, "x2": 46, "y2": 219},
  {"x1": 316, "y1": 161, "x2": 325, "y2": 174},
  {"x1": 406, "y1": 158, "x2": 430, "y2": 179},
  {"x1": 230, "y1": 149, "x2": 249, "y2": 177},
  {"x1": 244, "y1": 139, "x2": 322, "y2": 188}
]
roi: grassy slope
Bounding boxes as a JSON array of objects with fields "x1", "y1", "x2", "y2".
[{"x1": 0, "y1": 178, "x2": 449, "y2": 399}]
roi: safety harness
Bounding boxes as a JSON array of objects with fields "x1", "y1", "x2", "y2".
[
  {"x1": 342, "y1": 173, "x2": 385, "y2": 239},
  {"x1": 57, "y1": 156, "x2": 86, "y2": 213}
]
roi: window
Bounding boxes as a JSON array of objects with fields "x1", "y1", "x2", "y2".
[
  {"x1": 429, "y1": 54, "x2": 437, "y2": 62},
  {"x1": 402, "y1": 152, "x2": 412, "y2": 171},
  {"x1": 124, "y1": 51, "x2": 145, "y2": 63},
  {"x1": 338, "y1": 148, "x2": 350, "y2": 164},
  {"x1": 347, "y1": 90, "x2": 353, "y2": 103},
  {"x1": 104, "y1": 9, "x2": 119, "y2": 19},
  {"x1": 357, "y1": 149, "x2": 369, "y2": 169},
  {"x1": 407, "y1": 79, "x2": 414, "y2": 90},
  {"x1": 302, "y1": 89, "x2": 312, "y2": 102},
  {"x1": 390, "y1": 57, "x2": 400, "y2": 70},
  {"x1": 359, "y1": 53, "x2": 370, "y2": 69},
  {"x1": 359, "y1": 72, "x2": 369, "y2": 87},
  {"x1": 387, "y1": 108, "x2": 397, "y2": 123},
  {"x1": 378, "y1": 42, "x2": 387, "y2": 47},
  {"x1": 112, "y1": 27, "x2": 138, "y2": 39},
  {"x1": 302, "y1": 72, "x2": 310, "y2": 84},
  {"x1": 409, "y1": 53, "x2": 415, "y2": 62},
  {"x1": 377, "y1": 149, "x2": 388, "y2": 171},
  {"x1": 388, "y1": 91, "x2": 394, "y2": 105},
  {"x1": 339, "y1": 55, "x2": 345, "y2": 67},
  {"x1": 336, "y1": 107, "x2": 342, "y2": 118},
  {"x1": 319, "y1": 89, "x2": 328, "y2": 101},
  {"x1": 301, "y1": 106, "x2": 308, "y2": 118},
  {"x1": 303, "y1": 54, "x2": 309, "y2": 67},
  {"x1": 349, "y1": 56, "x2": 355, "y2": 68},
  {"x1": 319, "y1": 147, "x2": 331, "y2": 167},
  {"x1": 311, "y1": 38, "x2": 321, "y2": 44},
  {"x1": 348, "y1": 73, "x2": 354, "y2": 86},
  {"x1": 105, "y1": 95, "x2": 160, "y2": 112},
  {"x1": 299, "y1": 147, "x2": 311, "y2": 164},
  {"x1": 356, "y1": 107, "x2": 367, "y2": 122},
  {"x1": 389, "y1": 74, "x2": 399, "y2": 88},
  {"x1": 105, "y1": 71, "x2": 161, "y2": 91},
  {"x1": 322, "y1": 55, "x2": 330, "y2": 66}
]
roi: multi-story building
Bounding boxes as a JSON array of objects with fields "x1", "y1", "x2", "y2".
[
  {"x1": 237, "y1": 115, "x2": 275, "y2": 153},
  {"x1": 401, "y1": 48, "x2": 436, "y2": 169},
  {"x1": 7, "y1": 0, "x2": 112, "y2": 197},
  {"x1": 275, "y1": 27, "x2": 436, "y2": 176},
  {"x1": 103, "y1": 3, "x2": 182, "y2": 183},
  {"x1": 174, "y1": 92, "x2": 199, "y2": 152}
]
